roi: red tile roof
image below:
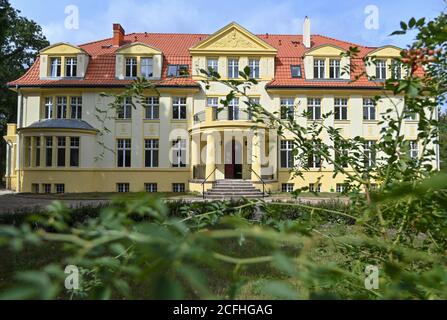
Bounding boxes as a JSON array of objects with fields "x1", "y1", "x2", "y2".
[{"x1": 8, "y1": 32, "x2": 412, "y2": 89}]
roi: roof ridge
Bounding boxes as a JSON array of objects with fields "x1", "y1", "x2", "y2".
[{"x1": 313, "y1": 34, "x2": 371, "y2": 48}]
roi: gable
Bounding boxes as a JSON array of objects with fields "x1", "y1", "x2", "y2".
[
  {"x1": 116, "y1": 43, "x2": 162, "y2": 55},
  {"x1": 367, "y1": 45, "x2": 402, "y2": 58},
  {"x1": 40, "y1": 43, "x2": 87, "y2": 56},
  {"x1": 190, "y1": 22, "x2": 277, "y2": 55},
  {"x1": 305, "y1": 44, "x2": 346, "y2": 57}
]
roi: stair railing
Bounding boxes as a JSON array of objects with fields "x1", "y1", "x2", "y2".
[
  {"x1": 250, "y1": 168, "x2": 267, "y2": 198},
  {"x1": 202, "y1": 168, "x2": 217, "y2": 199}
]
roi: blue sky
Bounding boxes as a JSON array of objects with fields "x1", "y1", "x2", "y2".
[{"x1": 9, "y1": 0, "x2": 447, "y2": 47}]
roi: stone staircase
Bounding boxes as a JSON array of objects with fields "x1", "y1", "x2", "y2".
[{"x1": 204, "y1": 180, "x2": 266, "y2": 200}]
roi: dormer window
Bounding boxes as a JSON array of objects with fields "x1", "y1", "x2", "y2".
[
  {"x1": 314, "y1": 59, "x2": 325, "y2": 79},
  {"x1": 50, "y1": 58, "x2": 61, "y2": 77},
  {"x1": 291, "y1": 65, "x2": 302, "y2": 78},
  {"x1": 65, "y1": 57, "x2": 77, "y2": 77},
  {"x1": 167, "y1": 64, "x2": 189, "y2": 77},
  {"x1": 329, "y1": 59, "x2": 341, "y2": 79},
  {"x1": 125, "y1": 58, "x2": 137, "y2": 78},
  {"x1": 141, "y1": 58, "x2": 153, "y2": 78},
  {"x1": 375, "y1": 59, "x2": 386, "y2": 80}
]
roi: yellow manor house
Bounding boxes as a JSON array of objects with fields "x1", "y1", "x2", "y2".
[{"x1": 3, "y1": 19, "x2": 439, "y2": 197}]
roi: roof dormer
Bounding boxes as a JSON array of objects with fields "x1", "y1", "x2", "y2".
[
  {"x1": 39, "y1": 43, "x2": 89, "y2": 79},
  {"x1": 365, "y1": 45, "x2": 405, "y2": 80},
  {"x1": 303, "y1": 44, "x2": 350, "y2": 80},
  {"x1": 115, "y1": 42, "x2": 163, "y2": 80}
]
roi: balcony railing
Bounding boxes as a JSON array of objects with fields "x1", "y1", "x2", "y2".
[
  {"x1": 213, "y1": 107, "x2": 252, "y2": 121},
  {"x1": 193, "y1": 111, "x2": 206, "y2": 124}
]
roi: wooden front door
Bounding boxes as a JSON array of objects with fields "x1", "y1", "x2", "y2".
[{"x1": 225, "y1": 139, "x2": 243, "y2": 179}]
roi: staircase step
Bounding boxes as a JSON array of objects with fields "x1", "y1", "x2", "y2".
[{"x1": 204, "y1": 179, "x2": 267, "y2": 199}]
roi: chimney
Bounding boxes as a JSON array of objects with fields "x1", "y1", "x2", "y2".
[
  {"x1": 303, "y1": 16, "x2": 311, "y2": 48},
  {"x1": 113, "y1": 23, "x2": 125, "y2": 47}
]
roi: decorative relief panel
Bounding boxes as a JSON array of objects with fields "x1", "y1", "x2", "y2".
[
  {"x1": 209, "y1": 30, "x2": 259, "y2": 49},
  {"x1": 116, "y1": 122, "x2": 132, "y2": 136},
  {"x1": 144, "y1": 123, "x2": 160, "y2": 136}
]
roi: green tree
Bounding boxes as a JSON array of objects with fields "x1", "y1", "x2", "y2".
[
  {"x1": 440, "y1": 111, "x2": 447, "y2": 171},
  {"x1": 0, "y1": 0, "x2": 49, "y2": 184}
]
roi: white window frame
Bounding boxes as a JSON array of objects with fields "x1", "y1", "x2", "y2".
[
  {"x1": 70, "y1": 137, "x2": 80, "y2": 167},
  {"x1": 329, "y1": 59, "x2": 341, "y2": 79},
  {"x1": 145, "y1": 183, "x2": 158, "y2": 193},
  {"x1": 65, "y1": 57, "x2": 77, "y2": 77},
  {"x1": 117, "y1": 97, "x2": 132, "y2": 119},
  {"x1": 248, "y1": 59, "x2": 260, "y2": 78},
  {"x1": 145, "y1": 97, "x2": 159, "y2": 120},
  {"x1": 309, "y1": 183, "x2": 321, "y2": 193},
  {"x1": 314, "y1": 59, "x2": 325, "y2": 79},
  {"x1": 117, "y1": 183, "x2": 130, "y2": 193},
  {"x1": 336, "y1": 184, "x2": 346, "y2": 193},
  {"x1": 207, "y1": 58, "x2": 218, "y2": 73},
  {"x1": 334, "y1": 98, "x2": 348, "y2": 121},
  {"x1": 172, "y1": 97, "x2": 187, "y2": 120},
  {"x1": 228, "y1": 98, "x2": 240, "y2": 120},
  {"x1": 376, "y1": 59, "x2": 387, "y2": 80},
  {"x1": 282, "y1": 183, "x2": 294, "y2": 193},
  {"x1": 141, "y1": 57, "x2": 154, "y2": 78},
  {"x1": 125, "y1": 57, "x2": 137, "y2": 78},
  {"x1": 50, "y1": 57, "x2": 61, "y2": 77},
  {"x1": 144, "y1": 139, "x2": 159, "y2": 168},
  {"x1": 307, "y1": 98, "x2": 322, "y2": 120},
  {"x1": 280, "y1": 98, "x2": 295, "y2": 120},
  {"x1": 364, "y1": 140, "x2": 376, "y2": 167},
  {"x1": 363, "y1": 98, "x2": 376, "y2": 121},
  {"x1": 70, "y1": 97, "x2": 82, "y2": 119},
  {"x1": 172, "y1": 139, "x2": 187, "y2": 168},
  {"x1": 280, "y1": 140, "x2": 294, "y2": 168},
  {"x1": 409, "y1": 140, "x2": 418, "y2": 159},
  {"x1": 57, "y1": 136, "x2": 66, "y2": 167},
  {"x1": 55, "y1": 184, "x2": 65, "y2": 194},
  {"x1": 56, "y1": 97, "x2": 67, "y2": 119},
  {"x1": 45, "y1": 97, "x2": 53, "y2": 119},
  {"x1": 228, "y1": 58, "x2": 239, "y2": 79},
  {"x1": 117, "y1": 139, "x2": 131, "y2": 168},
  {"x1": 208, "y1": 97, "x2": 220, "y2": 120},
  {"x1": 173, "y1": 183, "x2": 186, "y2": 193}
]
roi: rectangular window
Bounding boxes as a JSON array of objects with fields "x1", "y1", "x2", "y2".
[
  {"x1": 45, "y1": 97, "x2": 53, "y2": 119},
  {"x1": 25, "y1": 137, "x2": 31, "y2": 167},
  {"x1": 172, "y1": 139, "x2": 186, "y2": 168},
  {"x1": 65, "y1": 57, "x2": 77, "y2": 77},
  {"x1": 145, "y1": 97, "x2": 159, "y2": 120},
  {"x1": 334, "y1": 98, "x2": 348, "y2": 120},
  {"x1": 117, "y1": 97, "x2": 132, "y2": 119},
  {"x1": 208, "y1": 97, "x2": 219, "y2": 120},
  {"x1": 308, "y1": 142, "x2": 322, "y2": 168},
  {"x1": 125, "y1": 58, "x2": 137, "y2": 78},
  {"x1": 172, "y1": 183, "x2": 186, "y2": 193},
  {"x1": 32, "y1": 184, "x2": 40, "y2": 194},
  {"x1": 335, "y1": 142, "x2": 349, "y2": 168},
  {"x1": 70, "y1": 137, "x2": 80, "y2": 167},
  {"x1": 391, "y1": 59, "x2": 402, "y2": 79},
  {"x1": 247, "y1": 97, "x2": 258, "y2": 120},
  {"x1": 117, "y1": 183, "x2": 130, "y2": 193},
  {"x1": 307, "y1": 98, "x2": 322, "y2": 120},
  {"x1": 329, "y1": 59, "x2": 341, "y2": 79},
  {"x1": 409, "y1": 140, "x2": 418, "y2": 159},
  {"x1": 57, "y1": 137, "x2": 66, "y2": 167},
  {"x1": 336, "y1": 183, "x2": 346, "y2": 193},
  {"x1": 248, "y1": 59, "x2": 260, "y2": 78},
  {"x1": 364, "y1": 141, "x2": 376, "y2": 168},
  {"x1": 50, "y1": 58, "x2": 61, "y2": 77},
  {"x1": 141, "y1": 57, "x2": 153, "y2": 78},
  {"x1": 55, "y1": 184, "x2": 65, "y2": 194},
  {"x1": 282, "y1": 183, "x2": 294, "y2": 193},
  {"x1": 144, "y1": 139, "x2": 159, "y2": 168},
  {"x1": 404, "y1": 106, "x2": 417, "y2": 120},
  {"x1": 172, "y1": 97, "x2": 187, "y2": 120},
  {"x1": 309, "y1": 183, "x2": 321, "y2": 193},
  {"x1": 228, "y1": 98, "x2": 239, "y2": 120},
  {"x1": 56, "y1": 97, "x2": 67, "y2": 119},
  {"x1": 280, "y1": 98, "x2": 295, "y2": 120},
  {"x1": 314, "y1": 59, "x2": 325, "y2": 79},
  {"x1": 363, "y1": 98, "x2": 376, "y2": 120},
  {"x1": 45, "y1": 137, "x2": 53, "y2": 167},
  {"x1": 70, "y1": 97, "x2": 82, "y2": 119},
  {"x1": 167, "y1": 64, "x2": 189, "y2": 77},
  {"x1": 228, "y1": 58, "x2": 239, "y2": 79},
  {"x1": 35, "y1": 137, "x2": 41, "y2": 167},
  {"x1": 280, "y1": 140, "x2": 294, "y2": 168},
  {"x1": 207, "y1": 58, "x2": 218, "y2": 73},
  {"x1": 291, "y1": 65, "x2": 302, "y2": 78},
  {"x1": 117, "y1": 139, "x2": 131, "y2": 168},
  {"x1": 43, "y1": 184, "x2": 52, "y2": 194},
  {"x1": 375, "y1": 59, "x2": 386, "y2": 80},
  {"x1": 145, "y1": 183, "x2": 158, "y2": 193}
]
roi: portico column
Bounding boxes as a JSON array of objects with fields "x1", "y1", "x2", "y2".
[
  {"x1": 205, "y1": 133, "x2": 216, "y2": 181},
  {"x1": 251, "y1": 134, "x2": 262, "y2": 181},
  {"x1": 191, "y1": 134, "x2": 200, "y2": 179}
]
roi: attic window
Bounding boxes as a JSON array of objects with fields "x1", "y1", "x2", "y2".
[
  {"x1": 167, "y1": 64, "x2": 189, "y2": 77},
  {"x1": 291, "y1": 65, "x2": 302, "y2": 78}
]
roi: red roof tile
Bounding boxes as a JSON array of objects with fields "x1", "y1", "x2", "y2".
[{"x1": 8, "y1": 32, "x2": 411, "y2": 89}]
